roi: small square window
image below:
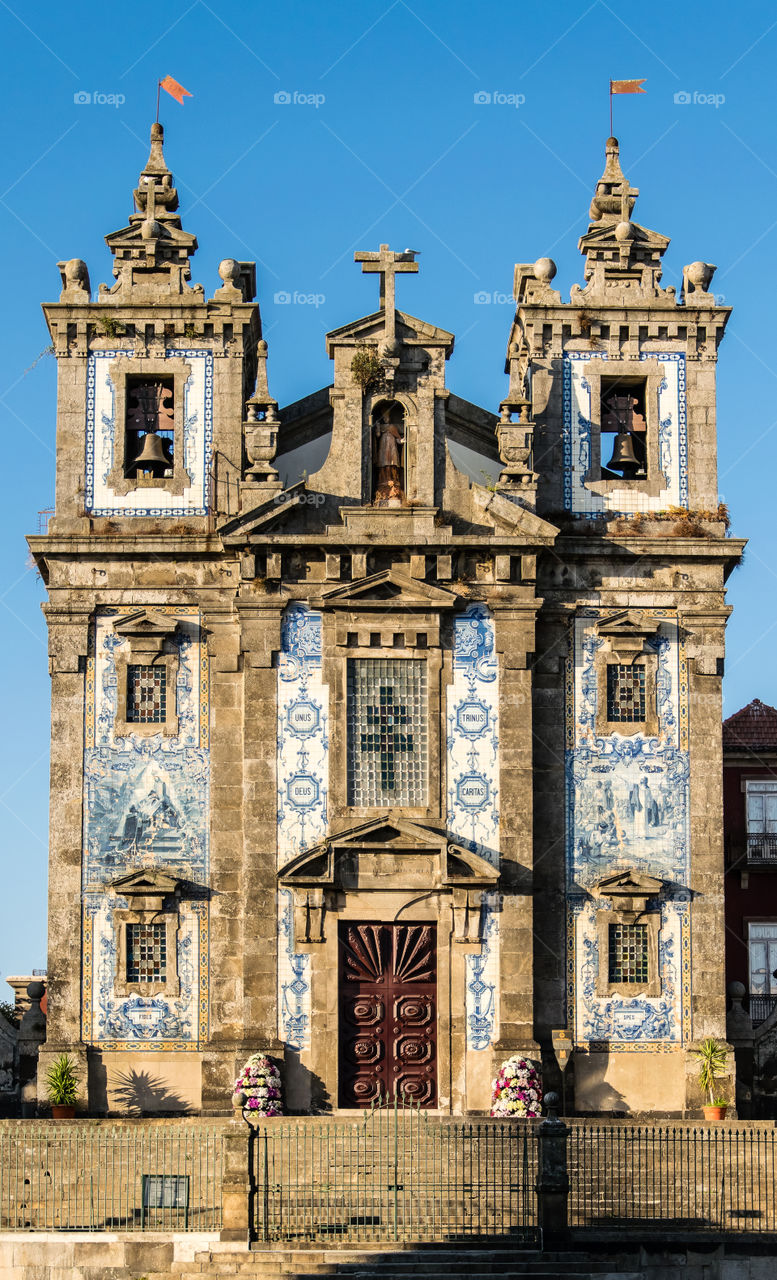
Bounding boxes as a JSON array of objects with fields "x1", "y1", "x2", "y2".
[
  {"x1": 127, "y1": 664, "x2": 167, "y2": 724},
  {"x1": 606, "y1": 663, "x2": 646, "y2": 722},
  {"x1": 126, "y1": 922, "x2": 167, "y2": 983},
  {"x1": 609, "y1": 922, "x2": 649, "y2": 984}
]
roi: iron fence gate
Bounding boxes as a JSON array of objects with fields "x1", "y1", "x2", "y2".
[{"x1": 248, "y1": 1096, "x2": 539, "y2": 1243}]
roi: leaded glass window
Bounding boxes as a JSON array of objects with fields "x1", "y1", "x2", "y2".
[
  {"x1": 606, "y1": 663, "x2": 645, "y2": 722},
  {"x1": 347, "y1": 658, "x2": 427, "y2": 806},
  {"x1": 126, "y1": 923, "x2": 167, "y2": 983},
  {"x1": 608, "y1": 922, "x2": 648, "y2": 984},
  {"x1": 127, "y1": 664, "x2": 167, "y2": 723}
]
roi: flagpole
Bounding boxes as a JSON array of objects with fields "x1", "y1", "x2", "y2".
[
  {"x1": 155, "y1": 79, "x2": 161, "y2": 124},
  {"x1": 609, "y1": 80, "x2": 613, "y2": 136}
]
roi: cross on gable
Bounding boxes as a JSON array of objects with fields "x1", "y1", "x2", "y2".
[{"x1": 354, "y1": 245, "x2": 418, "y2": 349}]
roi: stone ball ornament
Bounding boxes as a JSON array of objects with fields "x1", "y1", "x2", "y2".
[
  {"x1": 615, "y1": 220, "x2": 635, "y2": 242},
  {"x1": 533, "y1": 257, "x2": 557, "y2": 283},
  {"x1": 218, "y1": 258, "x2": 241, "y2": 285}
]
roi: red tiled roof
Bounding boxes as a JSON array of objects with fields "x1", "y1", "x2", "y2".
[{"x1": 723, "y1": 699, "x2": 777, "y2": 752}]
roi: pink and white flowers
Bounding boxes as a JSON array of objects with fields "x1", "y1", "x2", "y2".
[
  {"x1": 490, "y1": 1055, "x2": 542, "y2": 1118},
  {"x1": 233, "y1": 1053, "x2": 283, "y2": 1117}
]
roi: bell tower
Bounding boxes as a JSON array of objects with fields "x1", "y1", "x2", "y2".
[{"x1": 515, "y1": 137, "x2": 746, "y2": 1114}]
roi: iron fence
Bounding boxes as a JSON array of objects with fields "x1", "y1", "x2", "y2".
[
  {"x1": 248, "y1": 1099, "x2": 539, "y2": 1244},
  {"x1": 569, "y1": 1124, "x2": 777, "y2": 1234},
  {"x1": 0, "y1": 1124, "x2": 224, "y2": 1231}
]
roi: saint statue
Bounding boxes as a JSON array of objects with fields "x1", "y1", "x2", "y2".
[{"x1": 373, "y1": 412, "x2": 404, "y2": 504}]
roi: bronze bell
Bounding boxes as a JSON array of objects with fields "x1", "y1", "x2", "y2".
[
  {"x1": 132, "y1": 431, "x2": 169, "y2": 473},
  {"x1": 606, "y1": 430, "x2": 640, "y2": 476}
]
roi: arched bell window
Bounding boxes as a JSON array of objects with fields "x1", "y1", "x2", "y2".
[
  {"x1": 371, "y1": 400, "x2": 405, "y2": 505},
  {"x1": 125, "y1": 378, "x2": 175, "y2": 480}
]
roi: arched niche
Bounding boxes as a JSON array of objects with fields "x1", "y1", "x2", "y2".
[{"x1": 371, "y1": 400, "x2": 405, "y2": 505}]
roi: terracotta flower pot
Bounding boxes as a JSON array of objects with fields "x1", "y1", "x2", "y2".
[
  {"x1": 51, "y1": 1105, "x2": 76, "y2": 1119},
  {"x1": 702, "y1": 1104, "x2": 728, "y2": 1121}
]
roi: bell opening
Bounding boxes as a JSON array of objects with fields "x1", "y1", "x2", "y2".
[
  {"x1": 601, "y1": 376, "x2": 647, "y2": 479},
  {"x1": 125, "y1": 377, "x2": 175, "y2": 479}
]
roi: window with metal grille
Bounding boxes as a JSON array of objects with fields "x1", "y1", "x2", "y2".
[
  {"x1": 608, "y1": 923, "x2": 649, "y2": 984},
  {"x1": 347, "y1": 658, "x2": 428, "y2": 806},
  {"x1": 126, "y1": 923, "x2": 166, "y2": 983},
  {"x1": 606, "y1": 663, "x2": 646, "y2": 722},
  {"x1": 127, "y1": 664, "x2": 167, "y2": 723}
]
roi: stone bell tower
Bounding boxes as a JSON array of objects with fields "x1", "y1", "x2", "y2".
[
  {"x1": 29, "y1": 122, "x2": 277, "y2": 1112},
  {"x1": 513, "y1": 137, "x2": 746, "y2": 1113}
]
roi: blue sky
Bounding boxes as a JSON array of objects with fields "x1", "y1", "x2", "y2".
[{"x1": 1, "y1": 0, "x2": 776, "y2": 977}]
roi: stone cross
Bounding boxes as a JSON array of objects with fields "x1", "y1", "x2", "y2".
[{"x1": 354, "y1": 244, "x2": 418, "y2": 349}]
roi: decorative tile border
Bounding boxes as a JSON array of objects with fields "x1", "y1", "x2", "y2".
[
  {"x1": 84, "y1": 349, "x2": 213, "y2": 516},
  {"x1": 565, "y1": 609, "x2": 691, "y2": 1048},
  {"x1": 81, "y1": 606, "x2": 209, "y2": 1049},
  {"x1": 562, "y1": 352, "x2": 687, "y2": 514}
]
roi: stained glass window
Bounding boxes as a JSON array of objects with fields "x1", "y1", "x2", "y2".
[
  {"x1": 606, "y1": 663, "x2": 646, "y2": 722},
  {"x1": 347, "y1": 659, "x2": 427, "y2": 806},
  {"x1": 127, "y1": 923, "x2": 167, "y2": 983},
  {"x1": 127, "y1": 664, "x2": 166, "y2": 723},
  {"x1": 608, "y1": 923, "x2": 649, "y2": 984}
]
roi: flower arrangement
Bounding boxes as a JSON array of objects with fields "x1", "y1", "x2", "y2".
[
  {"x1": 490, "y1": 1055, "x2": 542, "y2": 1118},
  {"x1": 233, "y1": 1053, "x2": 283, "y2": 1117}
]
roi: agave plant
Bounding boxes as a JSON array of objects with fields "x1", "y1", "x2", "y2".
[
  {"x1": 694, "y1": 1037, "x2": 727, "y2": 1106},
  {"x1": 45, "y1": 1054, "x2": 80, "y2": 1106}
]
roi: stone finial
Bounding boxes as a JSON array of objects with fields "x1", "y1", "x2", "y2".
[
  {"x1": 99, "y1": 122, "x2": 203, "y2": 301},
  {"x1": 513, "y1": 258, "x2": 561, "y2": 305},
  {"x1": 573, "y1": 137, "x2": 674, "y2": 303},
  {"x1": 214, "y1": 258, "x2": 243, "y2": 301},
  {"x1": 58, "y1": 258, "x2": 91, "y2": 303},
  {"x1": 681, "y1": 261, "x2": 718, "y2": 304},
  {"x1": 244, "y1": 339, "x2": 281, "y2": 485}
]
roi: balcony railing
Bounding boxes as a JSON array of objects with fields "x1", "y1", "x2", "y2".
[
  {"x1": 748, "y1": 993, "x2": 777, "y2": 1028},
  {"x1": 726, "y1": 833, "x2": 777, "y2": 868}
]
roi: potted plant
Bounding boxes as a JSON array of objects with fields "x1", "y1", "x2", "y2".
[
  {"x1": 45, "y1": 1053, "x2": 80, "y2": 1118},
  {"x1": 232, "y1": 1053, "x2": 283, "y2": 1119},
  {"x1": 694, "y1": 1037, "x2": 728, "y2": 1121},
  {"x1": 490, "y1": 1055, "x2": 543, "y2": 1118}
]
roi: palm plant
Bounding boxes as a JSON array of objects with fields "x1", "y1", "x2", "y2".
[
  {"x1": 45, "y1": 1054, "x2": 79, "y2": 1107},
  {"x1": 694, "y1": 1037, "x2": 727, "y2": 1106}
]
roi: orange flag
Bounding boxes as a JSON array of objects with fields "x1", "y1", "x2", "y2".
[
  {"x1": 159, "y1": 75, "x2": 192, "y2": 105},
  {"x1": 610, "y1": 79, "x2": 646, "y2": 94}
]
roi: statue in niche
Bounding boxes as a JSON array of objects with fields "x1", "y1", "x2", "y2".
[{"x1": 373, "y1": 402, "x2": 405, "y2": 505}]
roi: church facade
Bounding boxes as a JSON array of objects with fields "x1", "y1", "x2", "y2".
[{"x1": 29, "y1": 125, "x2": 744, "y2": 1115}]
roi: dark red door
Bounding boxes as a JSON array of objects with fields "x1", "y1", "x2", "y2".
[{"x1": 338, "y1": 922, "x2": 437, "y2": 1108}]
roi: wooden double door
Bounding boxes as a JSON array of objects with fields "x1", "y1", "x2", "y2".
[{"x1": 338, "y1": 922, "x2": 437, "y2": 1108}]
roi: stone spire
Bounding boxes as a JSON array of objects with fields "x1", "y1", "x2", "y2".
[
  {"x1": 99, "y1": 123, "x2": 203, "y2": 301},
  {"x1": 572, "y1": 137, "x2": 673, "y2": 303}
]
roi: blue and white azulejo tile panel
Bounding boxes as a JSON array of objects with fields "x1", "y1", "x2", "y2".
[
  {"x1": 566, "y1": 610, "x2": 690, "y2": 1046},
  {"x1": 82, "y1": 607, "x2": 209, "y2": 1050},
  {"x1": 446, "y1": 604, "x2": 500, "y2": 1050},
  {"x1": 84, "y1": 349, "x2": 213, "y2": 516},
  {"x1": 276, "y1": 604, "x2": 328, "y2": 1050},
  {"x1": 562, "y1": 352, "x2": 687, "y2": 514}
]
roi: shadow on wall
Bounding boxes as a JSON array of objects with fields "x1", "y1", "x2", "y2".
[
  {"x1": 109, "y1": 1069, "x2": 192, "y2": 1115},
  {"x1": 284, "y1": 1049, "x2": 332, "y2": 1113}
]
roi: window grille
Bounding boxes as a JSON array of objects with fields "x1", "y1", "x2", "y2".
[
  {"x1": 127, "y1": 923, "x2": 167, "y2": 983},
  {"x1": 347, "y1": 658, "x2": 427, "y2": 806},
  {"x1": 127, "y1": 664, "x2": 167, "y2": 723},
  {"x1": 606, "y1": 663, "x2": 646, "y2": 722},
  {"x1": 608, "y1": 922, "x2": 649, "y2": 984}
]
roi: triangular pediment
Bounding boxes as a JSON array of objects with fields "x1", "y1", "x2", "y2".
[
  {"x1": 278, "y1": 817, "x2": 449, "y2": 886},
  {"x1": 105, "y1": 221, "x2": 197, "y2": 254},
  {"x1": 579, "y1": 221, "x2": 670, "y2": 255},
  {"x1": 113, "y1": 609, "x2": 181, "y2": 640},
  {"x1": 596, "y1": 608, "x2": 665, "y2": 638},
  {"x1": 315, "y1": 569, "x2": 460, "y2": 610},
  {"x1": 593, "y1": 869, "x2": 665, "y2": 899},
  {"x1": 110, "y1": 868, "x2": 181, "y2": 897},
  {"x1": 325, "y1": 309, "x2": 454, "y2": 357}
]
